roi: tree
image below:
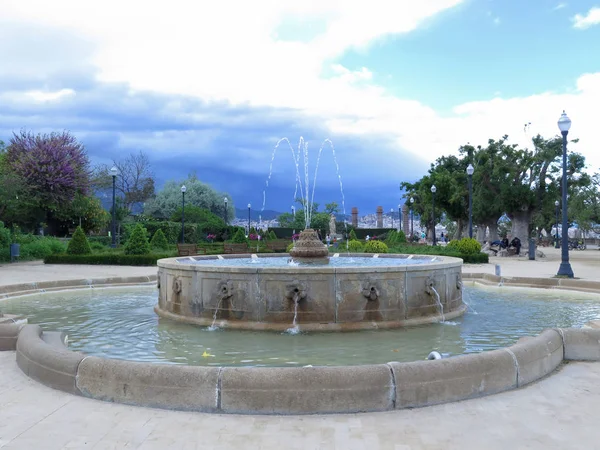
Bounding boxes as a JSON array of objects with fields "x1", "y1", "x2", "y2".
[
  {"x1": 6, "y1": 130, "x2": 91, "y2": 230},
  {"x1": 54, "y1": 193, "x2": 110, "y2": 233},
  {"x1": 144, "y1": 174, "x2": 232, "y2": 220},
  {"x1": 123, "y1": 223, "x2": 151, "y2": 255},
  {"x1": 95, "y1": 151, "x2": 155, "y2": 211},
  {"x1": 66, "y1": 226, "x2": 92, "y2": 255},
  {"x1": 0, "y1": 141, "x2": 30, "y2": 225}
]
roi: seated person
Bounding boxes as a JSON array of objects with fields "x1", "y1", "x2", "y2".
[{"x1": 510, "y1": 237, "x2": 522, "y2": 255}]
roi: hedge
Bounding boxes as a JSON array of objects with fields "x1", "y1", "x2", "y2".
[
  {"x1": 122, "y1": 221, "x2": 244, "y2": 244},
  {"x1": 44, "y1": 253, "x2": 175, "y2": 266}
]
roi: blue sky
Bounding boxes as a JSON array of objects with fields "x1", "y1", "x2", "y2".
[{"x1": 0, "y1": 0, "x2": 599, "y2": 216}]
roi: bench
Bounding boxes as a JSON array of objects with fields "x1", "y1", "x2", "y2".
[
  {"x1": 177, "y1": 244, "x2": 206, "y2": 256},
  {"x1": 223, "y1": 243, "x2": 249, "y2": 254},
  {"x1": 266, "y1": 240, "x2": 290, "y2": 252}
]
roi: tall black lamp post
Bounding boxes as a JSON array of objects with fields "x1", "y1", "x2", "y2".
[
  {"x1": 180, "y1": 185, "x2": 186, "y2": 243},
  {"x1": 467, "y1": 163, "x2": 474, "y2": 238},
  {"x1": 554, "y1": 200, "x2": 560, "y2": 249},
  {"x1": 223, "y1": 197, "x2": 228, "y2": 225},
  {"x1": 410, "y1": 197, "x2": 414, "y2": 239},
  {"x1": 390, "y1": 208, "x2": 394, "y2": 230},
  {"x1": 431, "y1": 185, "x2": 437, "y2": 246},
  {"x1": 110, "y1": 166, "x2": 118, "y2": 248},
  {"x1": 556, "y1": 111, "x2": 574, "y2": 277},
  {"x1": 247, "y1": 203, "x2": 251, "y2": 236},
  {"x1": 398, "y1": 204, "x2": 402, "y2": 232}
]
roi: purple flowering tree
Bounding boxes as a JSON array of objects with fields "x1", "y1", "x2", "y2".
[{"x1": 7, "y1": 130, "x2": 91, "y2": 211}]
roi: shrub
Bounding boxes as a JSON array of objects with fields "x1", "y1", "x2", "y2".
[
  {"x1": 347, "y1": 239, "x2": 364, "y2": 252},
  {"x1": 44, "y1": 253, "x2": 174, "y2": 266},
  {"x1": 447, "y1": 238, "x2": 482, "y2": 254},
  {"x1": 364, "y1": 240, "x2": 389, "y2": 253},
  {"x1": 348, "y1": 229, "x2": 358, "y2": 241},
  {"x1": 231, "y1": 228, "x2": 248, "y2": 244},
  {"x1": 286, "y1": 242, "x2": 295, "y2": 252},
  {"x1": 0, "y1": 221, "x2": 11, "y2": 248},
  {"x1": 124, "y1": 224, "x2": 151, "y2": 255},
  {"x1": 67, "y1": 226, "x2": 92, "y2": 255},
  {"x1": 268, "y1": 230, "x2": 277, "y2": 240},
  {"x1": 89, "y1": 241, "x2": 107, "y2": 252},
  {"x1": 385, "y1": 230, "x2": 407, "y2": 246},
  {"x1": 150, "y1": 229, "x2": 169, "y2": 250}
]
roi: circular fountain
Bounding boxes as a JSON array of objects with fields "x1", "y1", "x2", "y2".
[{"x1": 155, "y1": 245, "x2": 465, "y2": 331}]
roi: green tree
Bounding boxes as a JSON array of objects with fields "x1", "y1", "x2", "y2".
[
  {"x1": 150, "y1": 229, "x2": 169, "y2": 250},
  {"x1": 66, "y1": 226, "x2": 92, "y2": 255},
  {"x1": 123, "y1": 224, "x2": 151, "y2": 255},
  {"x1": 144, "y1": 173, "x2": 233, "y2": 221}
]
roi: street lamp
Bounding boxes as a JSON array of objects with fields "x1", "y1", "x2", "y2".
[
  {"x1": 223, "y1": 197, "x2": 228, "y2": 225},
  {"x1": 180, "y1": 185, "x2": 186, "y2": 244},
  {"x1": 398, "y1": 204, "x2": 402, "y2": 232},
  {"x1": 390, "y1": 208, "x2": 394, "y2": 230},
  {"x1": 467, "y1": 164, "x2": 474, "y2": 239},
  {"x1": 410, "y1": 197, "x2": 414, "y2": 240},
  {"x1": 555, "y1": 200, "x2": 560, "y2": 249},
  {"x1": 431, "y1": 185, "x2": 437, "y2": 246},
  {"x1": 247, "y1": 203, "x2": 251, "y2": 236},
  {"x1": 110, "y1": 166, "x2": 118, "y2": 248},
  {"x1": 556, "y1": 111, "x2": 574, "y2": 278}
]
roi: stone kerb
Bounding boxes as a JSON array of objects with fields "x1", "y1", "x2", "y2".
[
  {"x1": 15, "y1": 324, "x2": 85, "y2": 395},
  {"x1": 388, "y1": 348, "x2": 518, "y2": 408},
  {"x1": 560, "y1": 328, "x2": 600, "y2": 361},
  {"x1": 76, "y1": 356, "x2": 220, "y2": 412},
  {"x1": 0, "y1": 323, "x2": 23, "y2": 350},
  {"x1": 219, "y1": 364, "x2": 395, "y2": 414},
  {"x1": 507, "y1": 329, "x2": 563, "y2": 386},
  {"x1": 2, "y1": 324, "x2": 600, "y2": 414}
]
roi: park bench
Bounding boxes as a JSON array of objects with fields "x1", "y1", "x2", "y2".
[
  {"x1": 266, "y1": 240, "x2": 290, "y2": 252},
  {"x1": 223, "y1": 243, "x2": 250, "y2": 254},
  {"x1": 177, "y1": 244, "x2": 206, "y2": 256}
]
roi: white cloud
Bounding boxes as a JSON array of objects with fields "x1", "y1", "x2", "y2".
[
  {"x1": 25, "y1": 89, "x2": 75, "y2": 102},
  {"x1": 553, "y1": 3, "x2": 567, "y2": 11},
  {"x1": 1, "y1": 0, "x2": 600, "y2": 176},
  {"x1": 573, "y1": 7, "x2": 600, "y2": 29}
]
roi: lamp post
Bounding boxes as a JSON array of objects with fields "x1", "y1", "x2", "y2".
[
  {"x1": 223, "y1": 197, "x2": 228, "y2": 225},
  {"x1": 110, "y1": 166, "x2": 118, "y2": 248},
  {"x1": 180, "y1": 185, "x2": 186, "y2": 243},
  {"x1": 557, "y1": 111, "x2": 574, "y2": 278},
  {"x1": 247, "y1": 203, "x2": 251, "y2": 236},
  {"x1": 431, "y1": 185, "x2": 437, "y2": 246},
  {"x1": 467, "y1": 164, "x2": 474, "y2": 239},
  {"x1": 555, "y1": 200, "x2": 560, "y2": 249},
  {"x1": 410, "y1": 197, "x2": 414, "y2": 240},
  {"x1": 398, "y1": 204, "x2": 402, "y2": 232},
  {"x1": 390, "y1": 208, "x2": 394, "y2": 230}
]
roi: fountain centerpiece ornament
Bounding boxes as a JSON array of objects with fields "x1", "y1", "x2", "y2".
[{"x1": 288, "y1": 228, "x2": 329, "y2": 261}]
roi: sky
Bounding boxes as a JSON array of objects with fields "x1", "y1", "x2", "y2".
[{"x1": 1, "y1": 0, "x2": 599, "y2": 216}]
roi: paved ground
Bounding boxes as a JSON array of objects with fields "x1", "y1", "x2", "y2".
[
  {"x1": 0, "y1": 351, "x2": 599, "y2": 449},
  {"x1": 1, "y1": 250, "x2": 600, "y2": 449}
]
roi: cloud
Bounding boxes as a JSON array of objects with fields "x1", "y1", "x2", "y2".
[
  {"x1": 573, "y1": 7, "x2": 600, "y2": 29},
  {"x1": 553, "y1": 3, "x2": 567, "y2": 11}
]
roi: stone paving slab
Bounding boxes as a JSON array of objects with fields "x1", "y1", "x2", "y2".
[{"x1": 1, "y1": 352, "x2": 600, "y2": 449}]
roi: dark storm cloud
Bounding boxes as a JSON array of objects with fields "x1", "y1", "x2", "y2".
[{"x1": 0, "y1": 22, "x2": 428, "y2": 213}]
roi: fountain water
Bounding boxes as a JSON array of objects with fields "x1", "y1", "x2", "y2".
[{"x1": 430, "y1": 286, "x2": 445, "y2": 322}]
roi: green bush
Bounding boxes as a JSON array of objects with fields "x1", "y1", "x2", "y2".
[
  {"x1": 447, "y1": 238, "x2": 482, "y2": 254},
  {"x1": 347, "y1": 239, "x2": 364, "y2": 252},
  {"x1": 67, "y1": 226, "x2": 92, "y2": 255},
  {"x1": 123, "y1": 224, "x2": 151, "y2": 255},
  {"x1": 364, "y1": 240, "x2": 389, "y2": 253},
  {"x1": 231, "y1": 228, "x2": 248, "y2": 244},
  {"x1": 286, "y1": 242, "x2": 295, "y2": 252},
  {"x1": 268, "y1": 230, "x2": 277, "y2": 240},
  {"x1": 150, "y1": 229, "x2": 169, "y2": 250},
  {"x1": 385, "y1": 230, "x2": 407, "y2": 246},
  {"x1": 348, "y1": 229, "x2": 358, "y2": 241},
  {"x1": 44, "y1": 253, "x2": 174, "y2": 266},
  {"x1": 89, "y1": 241, "x2": 107, "y2": 252},
  {"x1": 88, "y1": 236, "x2": 112, "y2": 246},
  {"x1": 0, "y1": 221, "x2": 11, "y2": 248}
]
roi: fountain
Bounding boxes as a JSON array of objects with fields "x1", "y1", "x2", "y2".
[{"x1": 156, "y1": 137, "x2": 464, "y2": 330}]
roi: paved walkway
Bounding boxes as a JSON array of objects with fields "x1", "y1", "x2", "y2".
[
  {"x1": 1, "y1": 250, "x2": 600, "y2": 449},
  {"x1": 0, "y1": 351, "x2": 599, "y2": 449}
]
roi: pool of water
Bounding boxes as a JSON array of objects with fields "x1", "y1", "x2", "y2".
[
  {"x1": 2, "y1": 284, "x2": 599, "y2": 367},
  {"x1": 182, "y1": 256, "x2": 433, "y2": 268}
]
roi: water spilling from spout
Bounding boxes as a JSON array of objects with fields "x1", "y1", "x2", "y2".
[
  {"x1": 430, "y1": 286, "x2": 445, "y2": 322},
  {"x1": 208, "y1": 298, "x2": 223, "y2": 331},
  {"x1": 286, "y1": 294, "x2": 301, "y2": 334}
]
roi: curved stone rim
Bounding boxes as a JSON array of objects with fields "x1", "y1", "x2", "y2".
[
  {"x1": 4, "y1": 322, "x2": 600, "y2": 415},
  {"x1": 157, "y1": 253, "x2": 464, "y2": 274}
]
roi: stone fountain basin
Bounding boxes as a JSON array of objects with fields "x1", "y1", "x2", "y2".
[{"x1": 156, "y1": 253, "x2": 465, "y2": 331}]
